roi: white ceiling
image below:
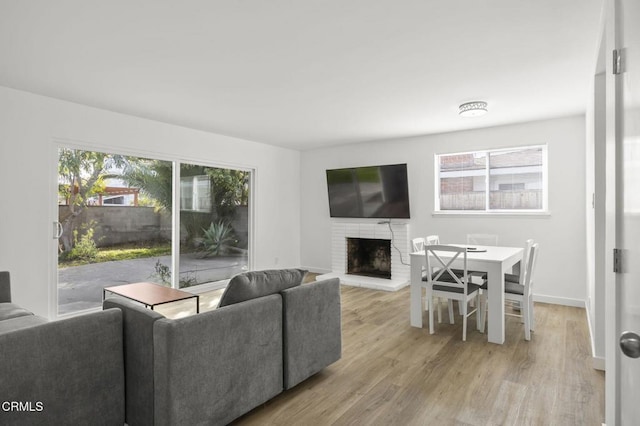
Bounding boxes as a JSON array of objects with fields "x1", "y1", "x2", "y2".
[{"x1": 0, "y1": 1, "x2": 603, "y2": 151}]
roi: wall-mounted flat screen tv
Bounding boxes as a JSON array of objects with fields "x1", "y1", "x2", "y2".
[{"x1": 326, "y1": 163, "x2": 410, "y2": 219}]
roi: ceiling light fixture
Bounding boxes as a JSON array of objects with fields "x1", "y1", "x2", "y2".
[{"x1": 459, "y1": 101, "x2": 488, "y2": 117}]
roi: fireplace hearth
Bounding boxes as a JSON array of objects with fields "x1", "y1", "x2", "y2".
[
  {"x1": 318, "y1": 221, "x2": 409, "y2": 291},
  {"x1": 347, "y1": 237, "x2": 392, "y2": 279}
]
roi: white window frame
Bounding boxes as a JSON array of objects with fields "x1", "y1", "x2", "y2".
[{"x1": 434, "y1": 145, "x2": 549, "y2": 215}]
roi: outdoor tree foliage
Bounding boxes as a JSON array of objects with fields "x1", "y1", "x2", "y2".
[
  {"x1": 205, "y1": 167, "x2": 250, "y2": 220},
  {"x1": 58, "y1": 149, "x2": 125, "y2": 253},
  {"x1": 58, "y1": 150, "x2": 249, "y2": 254},
  {"x1": 120, "y1": 158, "x2": 173, "y2": 210},
  {"x1": 120, "y1": 161, "x2": 249, "y2": 214}
]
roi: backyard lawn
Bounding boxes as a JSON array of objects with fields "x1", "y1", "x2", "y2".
[{"x1": 58, "y1": 242, "x2": 172, "y2": 267}]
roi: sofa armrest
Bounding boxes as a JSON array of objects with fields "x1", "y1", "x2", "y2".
[
  {"x1": 0, "y1": 309, "x2": 125, "y2": 425},
  {"x1": 281, "y1": 277, "x2": 342, "y2": 389},
  {"x1": 153, "y1": 294, "x2": 283, "y2": 426},
  {"x1": 103, "y1": 297, "x2": 164, "y2": 426},
  {"x1": 0, "y1": 271, "x2": 11, "y2": 303}
]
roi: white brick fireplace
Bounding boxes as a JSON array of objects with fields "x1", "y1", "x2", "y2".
[{"x1": 317, "y1": 221, "x2": 411, "y2": 291}]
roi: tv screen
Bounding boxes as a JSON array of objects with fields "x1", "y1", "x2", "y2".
[{"x1": 326, "y1": 163, "x2": 410, "y2": 219}]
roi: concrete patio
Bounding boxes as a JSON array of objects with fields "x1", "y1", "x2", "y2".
[{"x1": 58, "y1": 253, "x2": 247, "y2": 315}]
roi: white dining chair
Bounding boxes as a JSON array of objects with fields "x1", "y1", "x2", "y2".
[
  {"x1": 425, "y1": 245, "x2": 482, "y2": 341},
  {"x1": 411, "y1": 237, "x2": 426, "y2": 252},
  {"x1": 497, "y1": 238, "x2": 534, "y2": 316},
  {"x1": 422, "y1": 235, "x2": 455, "y2": 321},
  {"x1": 413, "y1": 236, "x2": 438, "y2": 315},
  {"x1": 481, "y1": 243, "x2": 539, "y2": 340},
  {"x1": 425, "y1": 235, "x2": 440, "y2": 245},
  {"x1": 505, "y1": 239, "x2": 534, "y2": 285}
]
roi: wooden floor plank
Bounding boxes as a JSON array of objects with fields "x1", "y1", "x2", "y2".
[{"x1": 156, "y1": 279, "x2": 604, "y2": 425}]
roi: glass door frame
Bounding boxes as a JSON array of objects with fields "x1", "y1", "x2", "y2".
[{"x1": 51, "y1": 140, "x2": 255, "y2": 319}]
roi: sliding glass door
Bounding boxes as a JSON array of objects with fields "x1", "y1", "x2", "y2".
[
  {"x1": 177, "y1": 163, "x2": 249, "y2": 288},
  {"x1": 56, "y1": 146, "x2": 251, "y2": 316}
]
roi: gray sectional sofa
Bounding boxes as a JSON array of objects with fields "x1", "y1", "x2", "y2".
[
  {"x1": 0, "y1": 271, "x2": 126, "y2": 425},
  {"x1": 0, "y1": 269, "x2": 341, "y2": 425},
  {"x1": 103, "y1": 269, "x2": 342, "y2": 426}
]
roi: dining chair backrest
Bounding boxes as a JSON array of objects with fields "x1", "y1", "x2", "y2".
[
  {"x1": 523, "y1": 243, "x2": 539, "y2": 295},
  {"x1": 425, "y1": 235, "x2": 440, "y2": 246},
  {"x1": 411, "y1": 237, "x2": 426, "y2": 252},
  {"x1": 517, "y1": 239, "x2": 535, "y2": 283},
  {"x1": 466, "y1": 233, "x2": 498, "y2": 246},
  {"x1": 425, "y1": 245, "x2": 468, "y2": 290}
]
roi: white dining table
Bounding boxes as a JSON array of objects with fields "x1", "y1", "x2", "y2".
[{"x1": 410, "y1": 245, "x2": 524, "y2": 344}]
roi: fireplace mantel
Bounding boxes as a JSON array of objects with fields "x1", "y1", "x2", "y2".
[{"x1": 316, "y1": 221, "x2": 410, "y2": 291}]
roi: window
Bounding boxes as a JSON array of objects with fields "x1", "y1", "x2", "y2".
[
  {"x1": 56, "y1": 146, "x2": 252, "y2": 315},
  {"x1": 180, "y1": 175, "x2": 212, "y2": 212},
  {"x1": 435, "y1": 145, "x2": 547, "y2": 213}
]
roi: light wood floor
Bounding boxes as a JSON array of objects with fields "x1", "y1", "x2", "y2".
[{"x1": 156, "y1": 279, "x2": 605, "y2": 425}]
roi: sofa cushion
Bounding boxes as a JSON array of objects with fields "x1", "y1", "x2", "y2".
[
  {"x1": 0, "y1": 302, "x2": 34, "y2": 321},
  {"x1": 0, "y1": 309, "x2": 125, "y2": 425},
  {"x1": 218, "y1": 269, "x2": 307, "y2": 307},
  {"x1": 281, "y1": 278, "x2": 341, "y2": 389},
  {"x1": 154, "y1": 295, "x2": 284, "y2": 425},
  {"x1": 0, "y1": 314, "x2": 48, "y2": 334}
]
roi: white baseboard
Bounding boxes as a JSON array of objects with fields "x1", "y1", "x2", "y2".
[
  {"x1": 584, "y1": 302, "x2": 607, "y2": 371},
  {"x1": 316, "y1": 272, "x2": 409, "y2": 292},
  {"x1": 533, "y1": 293, "x2": 585, "y2": 308},
  {"x1": 301, "y1": 266, "x2": 332, "y2": 275}
]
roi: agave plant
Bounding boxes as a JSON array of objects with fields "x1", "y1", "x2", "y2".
[{"x1": 201, "y1": 221, "x2": 236, "y2": 256}]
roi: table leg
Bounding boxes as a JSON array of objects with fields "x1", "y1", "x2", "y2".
[
  {"x1": 486, "y1": 263, "x2": 506, "y2": 344},
  {"x1": 410, "y1": 258, "x2": 423, "y2": 327}
]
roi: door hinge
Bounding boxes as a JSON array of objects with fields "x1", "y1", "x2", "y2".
[
  {"x1": 613, "y1": 49, "x2": 623, "y2": 75},
  {"x1": 614, "y1": 248, "x2": 623, "y2": 273}
]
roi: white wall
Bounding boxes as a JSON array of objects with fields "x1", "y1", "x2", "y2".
[
  {"x1": 301, "y1": 116, "x2": 587, "y2": 305},
  {"x1": 0, "y1": 86, "x2": 301, "y2": 318}
]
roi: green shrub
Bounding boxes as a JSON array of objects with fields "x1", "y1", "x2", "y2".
[
  {"x1": 67, "y1": 227, "x2": 99, "y2": 262},
  {"x1": 201, "y1": 221, "x2": 237, "y2": 256},
  {"x1": 150, "y1": 259, "x2": 197, "y2": 287},
  {"x1": 152, "y1": 259, "x2": 172, "y2": 285}
]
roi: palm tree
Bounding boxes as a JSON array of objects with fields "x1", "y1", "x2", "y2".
[{"x1": 120, "y1": 158, "x2": 173, "y2": 211}]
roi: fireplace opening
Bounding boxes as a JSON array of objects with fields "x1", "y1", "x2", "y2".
[{"x1": 347, "y1": 237, "x2": 391, "y2": 279}]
